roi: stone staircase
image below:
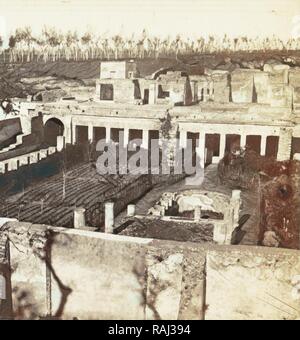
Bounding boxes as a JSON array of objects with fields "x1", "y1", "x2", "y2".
[
  {"x1": 0, "y1": 102, "x2": 39, "y2": 154},
  {"x1": 0, "y1": 133, "x2": 30, "y2": 154}
]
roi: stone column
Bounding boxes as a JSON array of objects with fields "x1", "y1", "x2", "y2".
[
  {"x1": 0, "y1": 163, "x2": 5, "y2": 174},
  {"x1": 179, "y1": 130, "x2": 187, "y2": 149},
  {"x1": 88, "y1": 124, "x2": 94, "y2": 142},
  {"x1": 106, "y1": 127, "x2": 111, "y2": 143},
  {"x1": 240, "y1": 134, "x2": 247, "y2": 149},
  {"x1": 142, "y1": 130, "x2": 149, "y2": 149},
  {"x1": 0, "y1": 274, "x2": 6, "y2": 301},
  {"x1": 213, "y1": 223, "x2": 227, "y2": 245},
  {"x1": 260, "y1": 135, "x2": 267, "y2": 156},
  {"x1": 194, "y1": 206, "x2": 201, "y2": 222},
  {"x1": 149, "y1": 83, "x2": 157, "y2": 105},
  {"x1": 74, "y1": 207, "x2": 86, "y2": 229},
  {"x1": 231, "y1": 190, "x2": 241, "y2": 226},
  {"x1": 105, "y1": 202, "x2": 114, "y2": 233},
  {"x1": 127, "y1": 204, "x2": 136, "y2": 217},
  {"x1": 197, "y1": 132, "x2": 206, "y2": 169},
  {"x1": 277, "y1": 128, "x2": 293, "y2": 161},
  {"x1": 57, "y1": 136, "x2": 65, "y2": 152},
  {"x1": 72, "y1": 123, "x2": 76, "y2": 145},
  {"x1": 219, "y1": 134, "x2": 226, "y2": 159},
  {"x1": 7, "y1": 159, "x2": 18, "y2": 172},
  {"x1": 123, "y1": 128, "x2": 129, "y2": 147},
  {"x1": 19, "y1": 156, "x2": 28, "y2": 166},
  {"x1": 29, "y1": 153, "x2": 38, "y2": 164}
]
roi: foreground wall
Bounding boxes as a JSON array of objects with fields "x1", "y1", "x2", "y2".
[{"x1": 1, "y1": 222, "x2": 300, "y2": 320}]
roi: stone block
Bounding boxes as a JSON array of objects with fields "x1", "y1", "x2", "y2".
[
  {"x1": 231, "y1": 70, "x2": 254, "y2": 103},
  {"x1": 39, "y1": 150, "x2": 48, "y2": 160},
  {"x1": 0, "y1": 163, "x2": 5, "y2": 174},
  {"x1": 293, "y1": 87, "x2": 300, "y2": 111},
  {"x1": 50, "y1": 231, "x2": 147, "y2": 320},
  {"x1": 29, "y1": 153, "x2": 38, "y2": 164},
  {"x1": 7, "y1": 159, "x2": 18, "y2": 171},
  {"x1": 212, "y1": 73, "x2": 230, "y2": 103},
  {"x1": 254, "y1": 72, "x2": 269, "y2": 104},
  {"x1": 178, "y1": 249, "x2": 206, "y2": 320},
  {"x1": 47, "y1": 147, "x2": 57, "y2": 155},
  {"x1": 19, "y1": 156, "x2": 29, "y2": 166},
  {"x1": 146, "y1": 253, "x2": 183, "y2": 320},
  {"x1": 264, "y1": 63, "x2": 289, "y2": 84},
  {"x1": 269, "y1": 70, "x2": 289, "y2": 85},
  {"x1": 214, "y1": 85, "x2": 230, "y2": 103},
  {"x1": 294, "y1": 153, "x2": 300, "y2": 161},
  {"x1": 205, "y1": 249, "x2": 300, "y2": 320},
  {"x1": 289, "y1": 69, "x2": 300, "y2": 88},
  {"x1": 213, "y1": 222, "x2": 228, "y2": 245},
  {"x1": 268, "y1": 85, "x2": 293, "y2": 107}
]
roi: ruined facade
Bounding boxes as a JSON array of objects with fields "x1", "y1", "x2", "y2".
[{"x1": 1, "y1": 60, "x2": 300, "y2": 320}]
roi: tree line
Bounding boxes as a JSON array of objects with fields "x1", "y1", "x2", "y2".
[{"x1": 0, "y1": 27, "x2": 299, "y2": 63}]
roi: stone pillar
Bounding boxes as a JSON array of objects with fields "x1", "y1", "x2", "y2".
[
  {"x1": 0, "y1": 163, "x2": 5, "y2": 174},
  {"x1": 179, "y1": 130, "x2": 187, "y2": 149},
  {"x1": 39, "y1": 149, "x2": 48, "y2": 160},
  {"x1": 57, "y1": 136, "x2": 65, "y2": 152},
  {"x1": 88, "y1": 124, "x2": 94, "y2": 142},
  {"x1": 213, "y1": 223, "x2": 227, "y2": 245},
  {"x1": 149, "y1": 83, "x2": 157, "y2": 105},
  {"x1": 105, "y1": 202, "x2": 114, "y2": 233},
  {"x1": 209, "y1": 81, "x2": 214, "y2": 101},
  {"x1": 72, "y1": 124, "x2": 76, "y2": 145},
  {"x1": 294, "y1": 153, "x2": 300, "y2": 161},
  {"x1": 194, "y1": 206, "x2": 201, "y2": 222},
  {"x1": 0, "y1": 274, "x2": 6, "y2": 300},
  {"x1": 277, "y1": 128, "x2": 293, "y2": 161},
  {"x1": 127, "y1": 204, "x2": 136, "y2": 217},
  {"x1": 231, "y1": 190, "x2": 241, "y2": 226},
  {"x1": 74, "y1": 207, "x2": 86, "y2": 229},
  {"x1": 123, "y1": 128, "x2": 129, "y2": 147},
  {"x1": 7, "y1": 159, "x2": 18, "y2": 172},
  {"x1": 260, "y1": 135, "x2": 267, "y2": 156},
  {"x1": 197, "y1": 132, "x2": 206, "y2": 169},
  {"x1": 219, "y1": 134, "x2": 226, "y2": 159},
  {"x1": 240, "y1": 134, "x2": 247, "y2": 149},
  {"x1": 142, "y1": 130, "x2": 149, "y2": 149},
  {"x1": 29, "y1": 153, "x2": 38, "y2": 164},
  {"x1": 106, "y1": 127, "x2": 111, "y2": 143},
  {"x1": 160, "y1": 206, "x2": 166, "y2": 217}
]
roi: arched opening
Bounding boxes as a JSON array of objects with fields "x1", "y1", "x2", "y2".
[{"x1": 44, "y1": 118, "x2": 64, "y2": 146}]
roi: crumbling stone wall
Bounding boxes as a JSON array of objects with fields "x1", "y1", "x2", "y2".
[
  {"x1": 259, "y1": 161, "x2": 300, "y2": 249},
  {"x1": 218, "y1": 149, "x2": 300, "y2": 249},
  {"x1": 1, "y1": 222, "x2": 300, "y2": 320}
]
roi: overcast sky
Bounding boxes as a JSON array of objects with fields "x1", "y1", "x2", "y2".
[{"x1": 0, "y1": 0, "x2": 300, "y2": 44}]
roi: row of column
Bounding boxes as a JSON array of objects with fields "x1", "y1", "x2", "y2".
[
  {"x1": 74, "y1": 124, "x2": 150, "y2": 149},
  {"x1": 179, "y1": 131, "x2": 269, "y2": 165},
  {"x1": 73, "y1": 124, "x2": 270, "y2": 160}
]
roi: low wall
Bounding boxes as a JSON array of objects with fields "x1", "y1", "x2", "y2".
[
  {"x1": 1, "y1": 222, "x2": 300, "y2": 320},
  {"x1": 0, "y1": 146, "x2": 58, "y2": 174}
]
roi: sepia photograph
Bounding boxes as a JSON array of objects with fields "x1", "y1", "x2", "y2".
[{"x1": 0, "y1": 0, "x2": 300, "y2": 323}]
